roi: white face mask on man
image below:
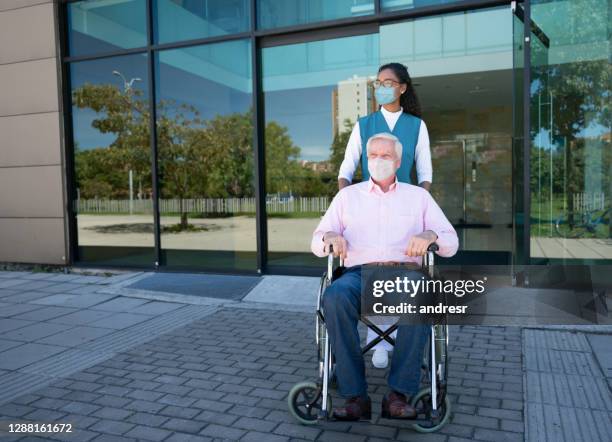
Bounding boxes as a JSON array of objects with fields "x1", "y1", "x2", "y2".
[{"x1": 368, "y1": 158, "x2": 396, "y2": 181}]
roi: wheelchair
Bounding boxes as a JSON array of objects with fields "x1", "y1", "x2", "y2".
[{"x1": 288, "y1": 244, "x2": 451, "y2": 432}]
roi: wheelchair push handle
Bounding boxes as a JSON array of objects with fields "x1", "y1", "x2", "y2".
[
  {"x1": 426, "y1": 243, "x2": 439, "y2": 278},
  {"x1": 326, "y1": 244, "x2": 344, "y2": 277}
]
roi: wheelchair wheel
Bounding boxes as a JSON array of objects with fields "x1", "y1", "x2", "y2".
[
  {"x1": 288, "y1": 381, "x2": 332, "y2": 425},
  {"x1": 410, "y1": 387, "x2": 451, "y2": 433}
]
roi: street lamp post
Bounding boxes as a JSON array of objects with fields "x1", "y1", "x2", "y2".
[
  {"x1": 112, "y1": 70, "x2": 142, "y2": 92},
  {"x1": 112, "y1": 70, "x2": 142, "y2": 217},
  {"x1": 129, "y1": 169, "x2": 133, "y2": 215}
]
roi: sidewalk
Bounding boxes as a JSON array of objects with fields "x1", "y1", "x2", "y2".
[{"x1": 0, "y1": 269, "x2": 610, "y2": 441}]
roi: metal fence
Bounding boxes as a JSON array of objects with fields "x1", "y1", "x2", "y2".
[
  {"x1": 573, "y1": 192, "x2": 606, "y2": 212},
  {"x1": 74, "y1": 196, "x2": 330, "y2": 214}
]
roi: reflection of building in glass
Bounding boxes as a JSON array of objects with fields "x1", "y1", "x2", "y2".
[
  {"x1": 332, "y1": 75, "x2": 377, "y2": 136},
  {"x1": 299, "y1": 160, "x2": 333, "y2": 173}
]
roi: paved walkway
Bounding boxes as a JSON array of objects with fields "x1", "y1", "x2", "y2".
[
  {"x1": 0, "y1": 270, "x2": 610, "y2": 441},
  {"x1": 531, "y1": 237, "x2": 612, "y2": 260}
]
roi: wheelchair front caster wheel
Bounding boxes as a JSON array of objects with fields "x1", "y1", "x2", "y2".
[
  {"x1": 287, "y1": 381, "x2": 332, "y2": 425},
  {"x1": 410, "y1": 387, "x2": 451, "y2": 433}
]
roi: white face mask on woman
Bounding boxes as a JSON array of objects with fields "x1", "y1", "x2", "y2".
[{"x1": 368, "y1": 158, "x2": 396, "y2": 181}]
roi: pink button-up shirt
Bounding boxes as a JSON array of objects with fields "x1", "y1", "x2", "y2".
[{"x1": 311, "y1": 178, "x2": 459, "y2": 267}]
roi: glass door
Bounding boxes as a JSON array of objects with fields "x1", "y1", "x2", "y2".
[
  {"x1": 154, "y1": 40, "x2": 258, "y2": 273},
  {"x1": 381, "y1": 5, "x2": 515, "y2": 262},
  {"x1": 261, "y1": 33, "x2": 380, "y2": 271},
  {"x1": 512, "y1": 0, "x2": 611, "y2": 291},
  {"x1": 526, "y1": 6, "x2": 552, "y2": 261},
  {"x1": 527, "y1": 0, "x2": 611, "y2": 264},
  {"x1": 512, "y1": 0, "x2": 528, "y2": 273},
  {"x1": 511, "y1": 0, "x2": 553, "y2": 269}
]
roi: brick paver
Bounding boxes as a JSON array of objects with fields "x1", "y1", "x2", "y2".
[{"x1": 0, "y1": 306, "x2": 526, "y2": 441}]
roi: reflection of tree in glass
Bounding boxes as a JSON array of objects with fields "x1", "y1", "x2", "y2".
[
  {"x1": 266, "y1": 118, "x2": 367, "y2": 199},
  {"x1": 329, "y1": 119, "x2": 352, "y2": 174},
  {"x1": 73, "y1": 83, "x2": 151, "y2": 201},
  {"x1": 74, "y1": 82, "x2": 329, "y2": 229},
  {"x1": 530, "y1": 58, "x2": 611, "y2": 237},
  {"x1": 156, "y1": 102, "x2": 257, "y2": 229},
  {"x1": 74, "y1": 84, "x2": 384, "y2": 227},
  {"x1": 530, "y1": 1, "x2": 611, "y2": 238}
]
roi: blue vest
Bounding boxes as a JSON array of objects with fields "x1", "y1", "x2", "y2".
[{"x1": 359, "y1": 110, "x2": 421, "y2": 184}]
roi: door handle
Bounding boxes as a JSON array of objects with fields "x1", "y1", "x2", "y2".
[{"x1": 471, "y1": 161, "x2": 477, "y2": 182}]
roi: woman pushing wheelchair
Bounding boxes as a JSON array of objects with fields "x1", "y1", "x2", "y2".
[
  {"x1": 338, "y1": 62, "x2": 434, "y2": 369},
  {"x1": 309, "y1": 132, "x2": 458, "y2": 421}
]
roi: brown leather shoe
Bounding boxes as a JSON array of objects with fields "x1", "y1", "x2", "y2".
[
  {"x1": 331, "y1": 396, "x2": 372, "y2": 421},
  {"x1": 381, "y1": 390, "x2": 417, "y2": 419}
]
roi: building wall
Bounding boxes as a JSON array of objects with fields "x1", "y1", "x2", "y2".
[{"x1": 0, "y1": 0, "x2": 67, "y2": 265}]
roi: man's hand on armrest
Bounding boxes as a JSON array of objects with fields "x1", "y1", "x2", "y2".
[
  {"x1": 323, "y1": 232, "x2": 348, "y2": 260},
  {"x1": 405, "y1": 230, "x2": 438, "y2": 257}
]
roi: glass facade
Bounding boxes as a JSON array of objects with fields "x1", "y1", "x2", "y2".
[
  {"x1": 528, "y1": 0, "x2": 611, "y2": 262},
  {"x1": 512, "y1": 4, "x2": 527, "y2": 268},
  {"x1": 382, "y1": 0, "x2": 472, "y2": 13},
  {"x1": 257, "y1": 0, "x2": 375, "y2": 29},
  {"x1": 380, "y1": 7, "x2": 514, "y2": 261},
  {"x1": 155, "y1": 40, "x2": 256, "y2": 271},
  {"x1": 63, "y1": 0, "x2": 612, "y2": 275},
  {"x1": 154, "y1": 0, "x2": 250, "y2": 43},
  {"x1": 67, "y1": 0, "x2": 148, "y2": 56},
  {"x1": 71, "y1": 53, "x2": 153, "y2": 266},
  {"x1": 263, "y1": 34, "x2": 379, "y2": 268}
]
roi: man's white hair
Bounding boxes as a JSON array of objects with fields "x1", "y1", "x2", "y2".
[{"x1": 366, "y1": 132, "x2": 403, "y2": 159}]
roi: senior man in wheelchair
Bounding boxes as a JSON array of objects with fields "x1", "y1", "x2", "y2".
[{"x1": 310, "y1": 132, "x2": 458, "y2": 421}]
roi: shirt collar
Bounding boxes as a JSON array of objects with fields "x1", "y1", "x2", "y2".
[
  {"x1": 380, "y1": 105, "x2": 403, "y2": 117},
  {"x1": 368, "y1": 177, "x2": 399, "y2": 194}
]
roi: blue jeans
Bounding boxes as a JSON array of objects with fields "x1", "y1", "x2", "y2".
[{"x1": 322, "y1": 266, "x2": 430, "y2": 398}]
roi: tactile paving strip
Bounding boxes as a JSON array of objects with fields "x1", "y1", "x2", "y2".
[
  {"x1": 523, "y1": 329, "x2": 591, "y2": 351},
  {"x1": 0, "y1": 304, "x2": 217, "y2": 406},
  {"x1": 524, "y1": 329, "x2": 612, "y2": 442}
]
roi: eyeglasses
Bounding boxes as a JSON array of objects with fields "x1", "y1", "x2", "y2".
[{"x1": 372, "y1": 79, "x2": 401, "y2": 88}]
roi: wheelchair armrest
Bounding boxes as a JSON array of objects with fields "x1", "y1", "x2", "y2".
[{"x1": 428, "y1": 243, "x2": 439, "y2": 252}]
